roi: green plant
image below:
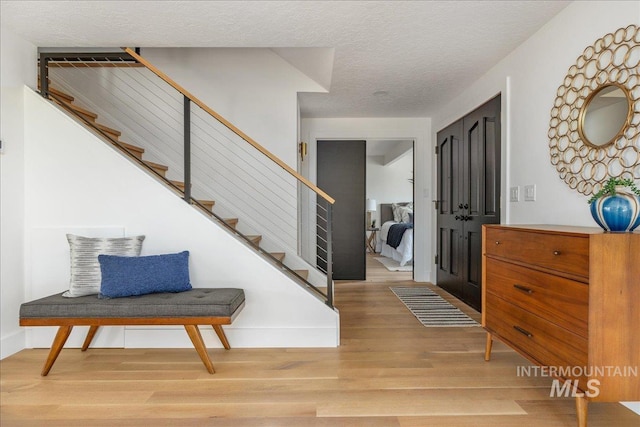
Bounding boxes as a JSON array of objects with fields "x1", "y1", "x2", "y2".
[{"x1": 588, "y1": 178, "x2": 640, "y2": 204}]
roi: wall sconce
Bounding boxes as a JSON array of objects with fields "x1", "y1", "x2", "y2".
[{"x1": 299, "y1": 141, "x2": 307, "y2": 161}]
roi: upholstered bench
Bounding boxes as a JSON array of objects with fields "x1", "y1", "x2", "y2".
[{"x1": 20, "y1": 288, "x2": 245, "y2": 375}]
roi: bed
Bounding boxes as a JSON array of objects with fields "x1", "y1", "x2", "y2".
[{"x1": 378, "y1": 203, "x2": 413, "y2": 267}]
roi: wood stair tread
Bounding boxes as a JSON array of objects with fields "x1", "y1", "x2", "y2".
[
  {"x1": 196, "y1": 200, "x2": 215, "y2": 210},
  {"x1": 94, "y1": 122, "x2": 122, "y2": 138},
  {"x1": 144, "y1": 160, "x2": 169, "y2": 171},
  {"x1": 170, "y1": 180, "x2": 185, "y2": 191},
  {"x1": 50, "y1": 97, "x2": 91, "y2": 122},
  {"x1": 115, "y1": 141, "x2": 145, "y2": 159},
  {"x1": 144, "y1": 161, "x2": 168, "y2": 177},
  {"x1": 246, "y1": 235, "x2": 262, "y2": 245},
  {"x1": 48, "y1": 87, "x2": 74, "y2": 102},
  {"x1": 294, "y1": 270, "x2": 309, "y2": 280},
  {"x1": 271, "y1": 252, "x2": 286, "y2": 262},
  {"x1": 59, "y1": 100, "x2": 98, "y2": 120},
  {"x1": 224, "y1": 218, "x2": 239, "y2": 229}
]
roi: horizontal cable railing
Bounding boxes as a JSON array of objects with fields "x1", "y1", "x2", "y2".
[{"x1": 39, "y1": 50, "x2": 334, "y2": 308}]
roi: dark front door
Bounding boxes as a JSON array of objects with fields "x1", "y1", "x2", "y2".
[
  {"x1": 436, "y1": 119, "x2": 465, "y2": 298},
  {"x1": 317, "y1": 140, "x2": 366, "y2": 280},
  {"x1": 437, "y1": 95, "x2": 501, "y2": 310}
]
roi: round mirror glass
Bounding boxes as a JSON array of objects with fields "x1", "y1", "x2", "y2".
[{"x1": 579, "y1": 84, "x2": 631, "y2": 147}]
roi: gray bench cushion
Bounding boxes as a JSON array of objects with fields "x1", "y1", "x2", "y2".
[{"x1": 20, "y1": 288, "x2": 245, "y2": 319}]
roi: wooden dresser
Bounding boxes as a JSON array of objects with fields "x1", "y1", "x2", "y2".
[{"x1": 482, "y1": 225, "x2": 639, "y2": 427}]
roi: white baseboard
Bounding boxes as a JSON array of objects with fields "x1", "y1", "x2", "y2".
[
  {"x1": 26, "y1": 326, "x2": 124, "y2": 348},
  {"x1": 1, "y1": 330, "x2": 25, "y2": 359},
  {"x1": 124, "y1": 326, "x2": 340, "y2": 348},
  {"x1": 25, "y1": 325, "x2": 339, "y2": 349}
]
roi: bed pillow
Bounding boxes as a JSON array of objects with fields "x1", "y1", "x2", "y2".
[
  {"x1": 98, "y1": 251, "x2": 191, "y2": 298},
  {"x1": 64, "y1": 234, "x2": 145, "y2": 297},
  {"x1": 391, "y1": 203, "x2": 403, "y2": 222},
  {"x1": 399, "y1": 206, "x2": 413, "y2": 223},
  {"x1": 392, "y1": 202, "x2": 414, "y2": 222}
]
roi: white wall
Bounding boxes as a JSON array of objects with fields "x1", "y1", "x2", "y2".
[
  {"x1": 0, "y1": 27, "x2": 37, "y2": 358},
  {"x1": 23, "y1": 88, "x2": 338, "y2": 349},
  {"x1": 143, "y1": 48, "x2": 326, "y2": 167},
  {"x1": 300, "y1": 118, "x2": 431, "y2": 282},
  {"x1": 367, "y1": 149, "x2": 414, "y2": 227},
  {"x1": 430, "y1": 1, "x2": 639, "y2": 413}
]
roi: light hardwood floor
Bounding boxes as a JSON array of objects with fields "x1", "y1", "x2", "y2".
[{"x1": 1, "y1": 255, "x2": 637, "y2": 426}]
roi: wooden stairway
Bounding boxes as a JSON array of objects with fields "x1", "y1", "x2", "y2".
[{"x1": 44, "y1": 85, "x2": 309, "y2": 282}]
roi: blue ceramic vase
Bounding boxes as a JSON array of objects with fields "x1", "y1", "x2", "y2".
[{"x1": 590, "y1": 187, "x2": 640, "y2": 232}]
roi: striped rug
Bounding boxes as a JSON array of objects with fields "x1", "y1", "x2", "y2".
[{"x1": 390, "y1": 286, "x2": 479, "y2": 327}]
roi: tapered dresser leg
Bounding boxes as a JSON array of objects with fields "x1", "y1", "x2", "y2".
[
  {"x1": 484, "y1": 332, "x2": 493, "y2": 361},
  {"x1": 576, "y1": 395, "x2": 588, "y2": 427}
]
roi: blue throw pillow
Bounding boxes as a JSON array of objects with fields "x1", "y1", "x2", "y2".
[{"x1": 98, "y1": 251, "x2": 192, "y2": 298}]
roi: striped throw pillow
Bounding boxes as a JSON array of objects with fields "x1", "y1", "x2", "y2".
[{"x1": 63, "y1": 234, "x2": 145, "y2": 297}]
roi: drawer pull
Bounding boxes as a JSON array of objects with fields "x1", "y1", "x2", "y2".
[
  {"x1": 495, "y1": 241, "x2": 501, "y2": 245},
  {"x1": 513, "y1": 325, "x2": 533, "y2": 338},
  {"x1": 553, "y1": 250, "x2": 561, "y2": 255},
  {"x1": 513, "y1": 284, "x2": 533, "y2": 294}
]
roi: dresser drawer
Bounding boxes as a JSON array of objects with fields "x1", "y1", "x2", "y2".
[
  {"x1": 485, "y1": 293, "x2": 587, "y2": 385},
  {"x1": 485, "y1": 227, "x2": 589, "y2": 279},
  {"x1": 485, "y1": 259, "x2": 588, "y2": 338}
]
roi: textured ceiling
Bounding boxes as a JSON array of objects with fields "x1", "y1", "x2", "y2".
[{"x1": 0, "y1": 1, "x2": 570, "y2": 118}]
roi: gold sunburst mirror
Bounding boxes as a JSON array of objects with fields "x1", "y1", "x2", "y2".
[{"x1": 549, "y1": 24, "x2": 640, "y2": 196}]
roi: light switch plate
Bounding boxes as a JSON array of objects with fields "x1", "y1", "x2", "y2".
[
  {"x1": 524, "y1": 184, "x2": 536, "y2": 201},
  {"x1": 509, "y1": 186, "x2": 520, "y2": 202}
]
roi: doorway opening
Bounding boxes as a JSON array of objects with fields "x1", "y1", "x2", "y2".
[{"x1": 365, "y1": 139, "x2": 415, "y2": 282}]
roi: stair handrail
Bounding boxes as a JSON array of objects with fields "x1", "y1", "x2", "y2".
[{"x1": 122, "y1": 47, "x2": 335, "y2": 205}]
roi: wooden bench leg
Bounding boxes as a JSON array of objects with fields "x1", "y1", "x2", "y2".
[
  {"x1": 42, "y1": 325, "x2": 73, "y2": 376},
  {"x1": 212, "y1": 324, "x2": 231, "y2": 350},
  {"x1": 81, "y1": 325, "x2": 99, "y2": 351},
  {"x1": 184, "y1": 325, "x2": 215, "y2": 374}
]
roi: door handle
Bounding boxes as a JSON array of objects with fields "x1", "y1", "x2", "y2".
[{"x1": 455, "y1": 215, "x2": 461, "y2": 220}]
